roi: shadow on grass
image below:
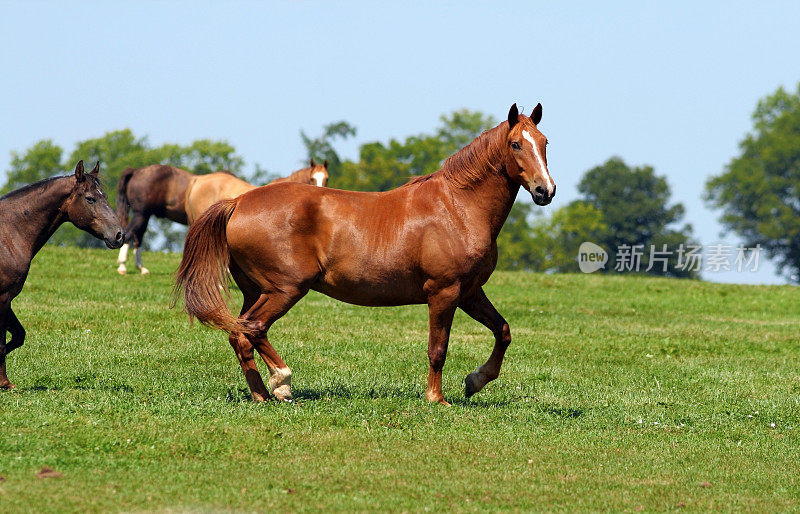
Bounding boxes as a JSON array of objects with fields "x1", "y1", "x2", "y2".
[
  {"x1": 23, "y1": 373, "x2": 135, "y2": 394},
  {"x1": 225, "y1": 382, "x2": 575, "y2": 413}
]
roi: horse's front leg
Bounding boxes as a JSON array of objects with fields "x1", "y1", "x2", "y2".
[
  {"x1": 0, "y1": 306, "x2": 24, "y2": 389},
  {"x1": 459, "y1": 287, "x2": 511, "y2": 398},
  {"x1": 116, "y1": 243, "x2": 130, "y2": 275},
  {"x1": 425, "y1": 287, "x2": 459, "y2": 406}
]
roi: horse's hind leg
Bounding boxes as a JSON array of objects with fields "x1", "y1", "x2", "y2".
[
  {"x1": 241, "y1": 289, "x2": 308, "y2": 402},
  {"x1": 0, "y1": 304, "x2": 24, "y2": 389},
  {"x1": 120, "y1": 212, "x2": 150, "y2": 275},
  {"x1": 226, "y1": 292, "x2": 270, "y2": 402},
  {"x1": 459, "y1": 287, "x2": 511, "y2": 398},
  {"x1": 229, "y1": 331, "x2": 270, "y2": 402}
]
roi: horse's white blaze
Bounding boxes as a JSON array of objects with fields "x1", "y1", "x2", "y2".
[
  {"x1": 312, "y1": 171, "x2": 326, "y2": 187},
  {"x1": 522, "y1": 130, "x2": 554, "y2": 193}
]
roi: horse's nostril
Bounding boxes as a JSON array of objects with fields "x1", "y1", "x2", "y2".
[
  {"x1": 115, "y1": 231, "x2": 123, "y2": 242},
  {"x1": 534, "y1": 186, "x2": 546, "y2": 196}
]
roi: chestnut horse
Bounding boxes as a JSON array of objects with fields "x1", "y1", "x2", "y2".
[
  {"x1": 116, "y1": 160, "x2": 328, "y2": 274},
  {"x1": 0, "y1": 161, "x2": 124, "y2": 389},
  {"x1": 175, "y1": 103, "x2": 555, "y2": 405}
]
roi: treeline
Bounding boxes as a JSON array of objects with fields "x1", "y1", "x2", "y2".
[
  {"x1": 5, "y1": 82, "x2": 799, "y2": 280},
  {"x1": 0, "y1": 112, "x2": 695, "y2": 276}
]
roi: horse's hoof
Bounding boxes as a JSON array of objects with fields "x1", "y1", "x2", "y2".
[
  {"x1": 0, "y1": 381, "x2": 16, "y2": 390},
  {"x1": 425, "y1": 390, "x2": 450, "y2": 406},
  {"x1": 140, "y1": 267, "x2": 150, "y2": 275},
  {"x1": 251, "y1": 392, "x2": 268, "y2": 403},
  {"x1": 269, "y1": 368, "x2": 292, "y2": 401},
  {"x1": 465, "y1": 372, "x2": 482, "y2": 398},
  {"x1": 272, "y1": 385, "x2": 292, "y2": 402},
  {"x1": 116, "y1": 265, "x2": 127, "y2": 275}
]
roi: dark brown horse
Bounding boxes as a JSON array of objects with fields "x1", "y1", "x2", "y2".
[
  {"x1": 115, "y1": 161, "x2": 329, "y2": 274},
  {"x1": 0, "y1": 161, "x2": 124, "y2": 389},
  {"x1": 176, "y1": 104, "x2": 555, "y2": 405}
]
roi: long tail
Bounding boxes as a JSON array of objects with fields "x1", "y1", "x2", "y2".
[
  {"x1": 173, "y1": 199, "x2": 248, "y2": 333},
  {"x1": 116, "y1": 167, "x2": 137, "y2": 225}
]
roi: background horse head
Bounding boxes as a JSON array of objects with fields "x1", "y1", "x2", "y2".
[
  {"x1": 0, "y1": 160, "x2": 122, "y2": 389},
  {"x1": 270, "y1": 159, "x2": 328, "y2": 187}
]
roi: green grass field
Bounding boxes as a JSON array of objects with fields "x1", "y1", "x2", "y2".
[{"x1": 0, "y1": 246, "x2": 798, "y2": 512}]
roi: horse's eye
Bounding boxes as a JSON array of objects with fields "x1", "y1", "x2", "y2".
[
  {"x1": 511, "y1": 141, "x2": 521, "y2": 151},
  {"x1": 86, "y1": 196, "x2": 96, "y2": 204}
]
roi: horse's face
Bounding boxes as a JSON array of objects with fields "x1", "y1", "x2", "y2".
[
  {"x1": 505, "y1": 103, "x2": 556, "y2": 206},
  {"x1": 308, "y1": 159, "x2": 329, "y2": 187},
  {"x1": 66, "y1": 161, "x2": 124, "y2": 249}
]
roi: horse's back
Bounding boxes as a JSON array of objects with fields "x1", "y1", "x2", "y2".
[
  {"x1": 226, "y1": 181, "x2": 464, "y2": 305},
  {"x1": 186, "y1": 173, "x2": 255, "y2": 224},
  {"x1": 126, "y1": 165, "x2": 192, "y2": 223}
]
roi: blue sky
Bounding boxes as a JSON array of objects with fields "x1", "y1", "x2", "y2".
[{"x1": 2, "y1": 1, "x2": 798, "y2": 284}]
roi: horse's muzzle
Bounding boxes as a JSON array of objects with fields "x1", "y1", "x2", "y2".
[
  {"x1": 532, "y1": 184, "x2": 556, "y2": 206},
  {"x1": 104, "y1": 230, "x2": 125, "y2": 249}
]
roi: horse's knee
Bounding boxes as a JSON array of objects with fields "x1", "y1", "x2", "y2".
[{"x1": 428, "y1": 344, "x2": 448, "y2": 370}]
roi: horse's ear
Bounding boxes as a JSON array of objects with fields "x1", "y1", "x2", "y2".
[
  {"x1": 531, "y1": 103, "x2": 543, "y2": 125},
  {"x1": 508, "y1": 103, "x2": 519, "y2": 129},
  {"x1": 74, "y1": 160, "x2": 85, "y2": 182},
  {"x1": 91, "y1": 161, "x2": 100, "y2": 175},
  {"x1": 310, "y1": 158, "x2": 316, "y2": 166},
  {"x1": 323, "y1": 159, "x2": 328, "y2": 168}
]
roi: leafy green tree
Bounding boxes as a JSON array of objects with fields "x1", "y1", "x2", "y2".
[
  {"x1": 578, "y1": 157, "x2": 696, "y2": 278},
  {"x1": 496, "y1": 203, "x2": 546, "y2": 271},
  {"x1": 1, "y1": 140, "x2": 65, "y2": 195},
  {"x1": 3, "y1": 130, "x2": 246, "y2": 250},
  {"x1": 705, "y1": 83, "x2": 800, "y2": 281},
  {"x1": 535, "y1": 201, "x2": 609, "y2": 273},
  {"x1": 325, "y1": 110, "x2": 496, "y2": 192},
  {"x1": 301, "y1": 121, "x2": 357, "y2": 176}
]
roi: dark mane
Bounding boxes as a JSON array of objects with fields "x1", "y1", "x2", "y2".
[
  {"x1": 0, "y1": 175, "x2": 68, "y2": 202},
  {"x1": 401, "y1": 123, "x2": 508, "y2": 189},
  {"x1": 0, "y1": 173, "x2": 101, "y2": 203}
]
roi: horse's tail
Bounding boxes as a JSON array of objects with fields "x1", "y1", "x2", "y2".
[
  {"x1": 173, "y1": 199, "x2": 249, "y2": 334},
  {"x1": 116, "y1": 167, "x2": 136, "y2": 225}
]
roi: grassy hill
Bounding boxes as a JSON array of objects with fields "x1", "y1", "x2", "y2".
[{"x1": 0, "y1": 246, "x2": 798, "y2": 512}]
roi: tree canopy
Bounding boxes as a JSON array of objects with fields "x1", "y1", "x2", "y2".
[
  {"x1": 4, "y1": 110, "x2": 699, "y2": 276},
  {"x1": 1, "y1": 130, "x2": 246, "y2": 249},
  {"x1": 705, "y1": 83, "x2": 800, "y2": 281},
  {"x1": 577, "y1": 157, "x2": 696, "y2": 277}
]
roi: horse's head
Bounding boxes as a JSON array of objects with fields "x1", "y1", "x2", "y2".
[
  {"x1": 66, "y1": 160, "x2": 124, "y2": 249},
  {"x1": 308, "y1": 158, "x2": 329, "y2": 187},
  {"x1": 504, "y1": 103, "x2": 555, "y2": 206}
]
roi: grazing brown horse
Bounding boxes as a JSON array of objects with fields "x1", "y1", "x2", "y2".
[
  {"x1": 0, "y1": 161, "x2": 124, "y2": 389},
  {"x1": 116, "y1": 160, "x2": 328, "y2": 274},
  {"x1": 176, "y1": 103, "x2": 555, "y2": 405}
]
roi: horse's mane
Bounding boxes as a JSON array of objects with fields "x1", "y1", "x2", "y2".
[
  {"x1": 0, "y1": 174, "x2": 89, "y2": 202},
  {"x1": 401, "y1": 123, "x2": 507, "y2": 189}
]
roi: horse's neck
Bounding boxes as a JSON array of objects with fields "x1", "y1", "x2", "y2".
[
  {"x1": 284, "y1": 169, "x2": 310, "y2": 183},
  {"x1": 9, "y1": 178, "x2": 73, "y2": 257},
  {"x1": 447, "y1": 165, "x2": 521, "y2": 241}
]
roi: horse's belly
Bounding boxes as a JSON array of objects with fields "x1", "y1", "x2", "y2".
[{"x1": 312, "y1": 268, "x2": 426, "y2": 307}]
